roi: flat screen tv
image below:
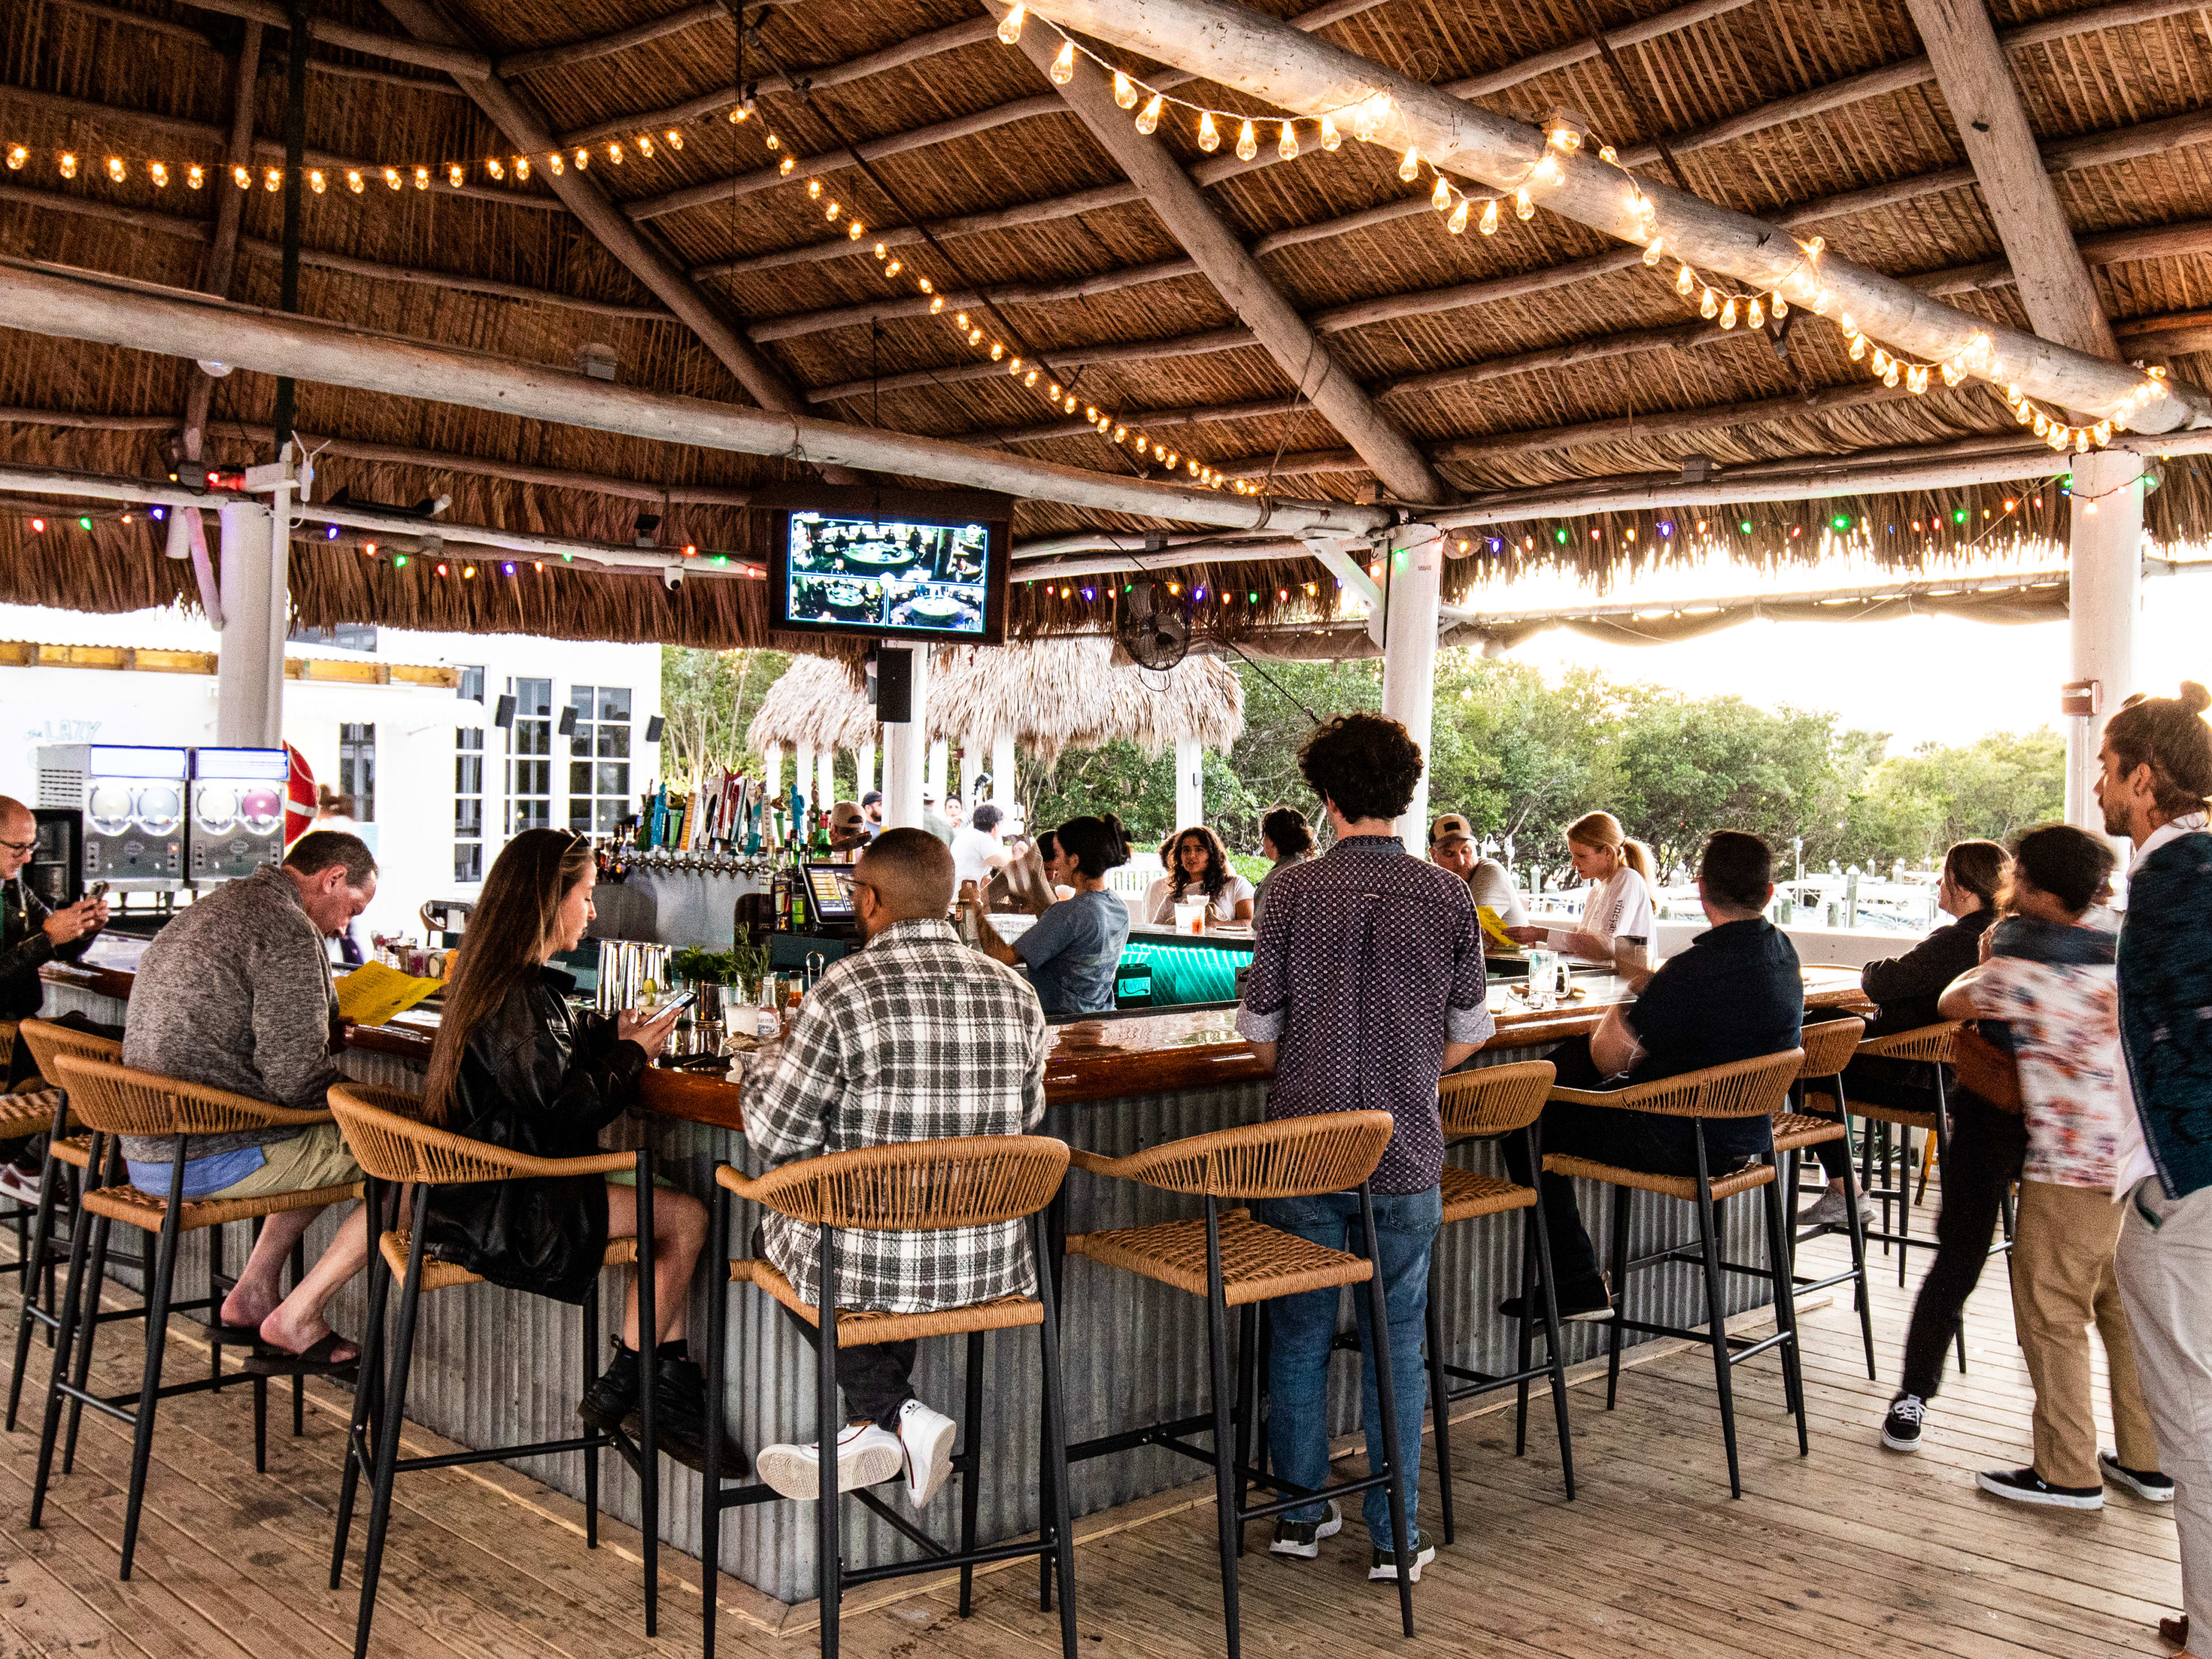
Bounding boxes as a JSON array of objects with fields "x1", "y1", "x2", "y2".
[{"x1": 767, "y1": 487, "x2": 1013, "y2": 646}]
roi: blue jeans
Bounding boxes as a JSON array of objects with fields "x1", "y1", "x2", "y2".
[{"x1": 1259, "y1": 1185, "x2": 1442, "y2": 1551}]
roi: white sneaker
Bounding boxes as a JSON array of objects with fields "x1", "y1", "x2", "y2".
[
  {"x1": 756, "y1": 1423, "x2": 905, "y2": 1501},
  {"x1": 1796, "y1": 1187, "x2": 1874, "y2": 1230},
  {"x1": 896, "y1": 1399, "x2": 960, "y2": 1509},
  {"x1": 0, "y1": 1162, "x2": 41, "y2": 1207}
]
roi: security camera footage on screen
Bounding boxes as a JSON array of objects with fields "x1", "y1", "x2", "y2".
[{"x1": 785, "y1": 512, "x2": 989, "y2": 637}]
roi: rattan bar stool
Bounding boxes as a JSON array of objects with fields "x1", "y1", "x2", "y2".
[
  {"x1": 323, "y1": 1083, "x2": 663, "y2": 1659},
  {"x1": 1848, "y1": 1022, "x2": 1961, "y2": 1282},
  {"x1": 1058, "y1": 1111, "x2": 1413, "y2": 1659},
  {"x1": 702, "y1": 1135, "x2": 1077, "y2": 1659},
  {"x1": 1424, "y1": 1060, "x2": 1573, "y2": 1543},
  {"x1": 5, "y1": 1019, "x2": 117, "y2": 1435},
  {"x1": 1548, "y1": 1049, "x2": 1808, "y2": 1498},
  {"x1": 27, "y1": 1054, "x2": 360, "y2": 1580},
  {"x1": 1774, "y1": 1017, "x2": 1877, "y2": 1378}
]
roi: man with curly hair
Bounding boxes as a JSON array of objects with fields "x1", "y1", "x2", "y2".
[{"x1": 1237, "y1": 713, "x2": 1491, "y2": 1584}]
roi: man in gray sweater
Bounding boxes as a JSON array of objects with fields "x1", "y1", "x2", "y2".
[{"x1": 123, "y1": 833, "x2": 377, "y2": 1366}]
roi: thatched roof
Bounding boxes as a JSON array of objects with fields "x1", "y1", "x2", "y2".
[
  {"x1": 3, "y1": 0, "x2": 2210, "y2": 645},
  {"x1": 744, "y1": 637, "x2": 1244, "y2": 760}
]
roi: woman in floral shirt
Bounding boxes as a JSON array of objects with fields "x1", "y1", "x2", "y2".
[{"x1": 1936, "y1": 824, "x2": 2169, "y2": 1511}]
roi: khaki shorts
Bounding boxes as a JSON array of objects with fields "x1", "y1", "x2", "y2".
[{"x1": 204, "y1": 1122, "x2": 362, "y2": 1202}]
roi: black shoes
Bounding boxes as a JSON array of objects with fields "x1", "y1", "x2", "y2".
[
  {"x1": 1881, "y1": 1393, "x2": 1926, "y2": 1453},
  {"x1": 1975, "y1": 1465, "x2": 2104, "y2": 1510},
  {"x1": 1499, "y1": 1272, "x2": 1612, "y2": 1324},
  {"x1": 576, "y1": 1343, "x2": 747, "y2": 1476}
]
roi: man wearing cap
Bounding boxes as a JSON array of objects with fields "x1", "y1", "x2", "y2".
[
  {"x1": 1428, "y1": 814, "x2": 1528, "y2": 928},
  {"x1": 829, "y1": 800, "x2": 874, "y2": 854},
  {"x1": 860, "y1": 791, "x2": 885, "y2": 829},
  {"x1": 921, "y1": 787, "x2": 954, "y2": 847}
]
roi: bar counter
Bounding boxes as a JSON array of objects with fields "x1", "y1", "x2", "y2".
[{"x1": 38, "y1": 958, "x2": 1869, "y2": 1605}]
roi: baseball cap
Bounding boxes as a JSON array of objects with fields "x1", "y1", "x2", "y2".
[
  {"x1": 1429, "y1": 813, "x2": 1475, "y2": 847},
  {"x1": 831, "y1": 800, "x2": 866, "y2": 832},
  {"x1": 860, "y1": 790, "x2": 882, "y2": 807},
  {"x1": 922, "y1": 785, "x2": 940, "y2": 802}
]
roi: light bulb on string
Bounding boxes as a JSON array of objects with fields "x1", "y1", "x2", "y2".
[
  {"x1": 1398, "y1": 146, "x2": 1420, "y2": 181},
  {"x1": 1431, "y1": 175, "x2": 1451, "y2": 211},
  {"x1": 997, "y1": 3, "x2": 1026, "y2": 44},
  {"x1": 384, "y1": 165, "x2": 401, "y2": 188},
  {"x1": 637, "y1": 134, "x2": 654, "y2": 158},
  {"x1": 1746, "y1": 296, "x2": 1763, "y2": 329},
  {"x1": 1353, "y1": 99, "x2": 1381, "y2": 143},
  {"x1": 105, "y1": 156, "x2": 125, "y2": 183},
  {"x1": 1643, "y1": 237, "x2": 1663, "y2": 267},
  {"x1": 412, "y1": 165, "x2": 429, "y2": 188},
  {"x1": 1050, "y1": 39, "x2": 1076, "y2": 83},
  {"x1": 1197, "y1": 111, "x2": 1219, "y2": 151},
  {"x1": 1770, "y1": 291, "x2": 1786, "y2": 319},
  {"x1": 3, "y1": 146, "x2": 22, "y2": 171},
  {"x1": 1534, "y1": 153, "x2": 1563, "y2": 186},
  {"x1": 1137, "y1": 94, "x2": 1163, "y2": 135},
  {"x1": 187, "y1": 163, "x2": 203, "y2": 188},
  {"x1": 1675, "y1": 264, "x2": 1694, "y2": 296},
  {"x1": 309, "y1": 168, "x2": 326, "y2": 194},
  {"x1": 448, "y1": 163, "x2": 464, "y2": 187},
  {"x1": 150, "y1": 161, "x2": 168, "y2": 187},
  {"x1": 1319, "y1": 114, "x2": 1340, "y2": 151},
  {"x1": 266, "y1": 167, "x2": 282, "y2": 191},
  {"x1": 1719, "y1": 297, "x2": 1736, "y2": 329},
  {"x1": 1514, "y1": 187, "x2": 1533, "y2": 219},
  {"x1": 1237, "y1": 119, "x2": 1257, "y2": 160},
  {"x1": 1699, "y1": 287, "x2": 1718, "y2": 319},
  {"x1": 1479, "y1": 197, "x2": 1498, "y2": 234},
  {"x1": 59, "y1": 153, "x2": 78, "y2": 179},
  {"x1": 1446, "y1": 197, "x2": 1468, "y2": 233},
  {"x1": 1278, "y1": 121, "x2": 1298, "y2": 160},
  {"x1": 1113, "y1": 71, "x2": 1137, "y2": 109},
  {"x1": 607, "y1": 143, "x2": 623, "y2": 166}
]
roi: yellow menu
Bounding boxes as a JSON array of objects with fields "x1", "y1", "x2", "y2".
[
  {"x1": 335, "y1": 961, "x2": 444, "y2": 1028},
  {"x1": 1476, "y1": 906, "x2": 1521, "y2": 952}
]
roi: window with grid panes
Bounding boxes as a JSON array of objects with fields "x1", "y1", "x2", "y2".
[
  {"x1": 338, "y1": 723, "x2": 376, "y2": 821},
  {"x1": 567, "y1": 685, "x2": 632, "y2": 832},
  {"x1": 506, "y1": 676, "x2": 553, "y2": 833},
  {"x1": 454, "y1": 667, "x2": 485, "y2": 882}
]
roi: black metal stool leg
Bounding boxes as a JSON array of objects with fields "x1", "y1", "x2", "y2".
[
  {"x1": 291, "y1": 1233, "x2": 308, "y2": 1437},
  {"x1": 1424, "y1": 1251, "x2": 1455, "y2": 1547},
  {"x1": 958, "y1": 1327, "x2": 985, "y2": 1615},
  {"x1": 1233, "y1": 1301, "x2": 1259, "y2": 1559},
  {"x1": 353, "y1": 1198, "x2": 429, "y2": 1659},
  {"x1": 1359, "y1": 1184, "x2": 1415, "y2": 1637},
  {"x1": 1200, "y1": 1199, "x2": 1242, "y2": 1659},
  {"x1": 331, "y1": 1179, "x2": 392, "y2": 1591},
  {"x1": 60, "y1": 1199, "x2": 115, "y2": 1477},
  {"x1": 1512, "y1": 1206, "x2": 1536, "y2": 1456},
  {"x1": 28, "y1": 1132, "x2": 102, "y2": 1530},
  {"x1": 1605, "y1": 1183, "x2": 1631, "y2": 1410},
  {"x1": 816, "y1": 1225, "x2": 843, "y2": 1659},
  {"x1": 7, "y1": 1124, "x2": 70, "y2": 1431},
  {"x1": 1835, "y1": 1082, "x2": 1876, "y2": 1380},
  {"x1": 1692, "y1": 1133, "x2": 1743, "y2": 1499},
  {"x1": 582, "y1": 1282, "x2": 600, "y2": 1547},
  {"x1": 1762, "y1": 1157, "x2": 1809, "y2": 1456},
  {"x1": 1528, "y1": 1147, "x2": 1575, "y2": 1500},
  {"x1": 635, "y1": 1147, "x2": 658, "y2": 1639},
  {"x1": 119, "y1": 1145, "x2": 188, "y2": 1580},
  {"x1": 1033, "y1": 1212, "x2": 1080, "y2": 1659},
  {"x1": 701, "y1": 1183, "x2": 731, "y2": 1659}
]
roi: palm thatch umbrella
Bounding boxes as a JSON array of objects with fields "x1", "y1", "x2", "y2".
[{"x1": 744, "y1": 654, "x2": 877, "y2": 755}]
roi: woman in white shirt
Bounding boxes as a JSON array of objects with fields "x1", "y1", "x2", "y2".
[
  {"x1": 1146, "y1": 824, "x2": 1255, "y2": 925},
  {"x1": 1505, "y1": 810, "x2": 1655, "y2": 964}
]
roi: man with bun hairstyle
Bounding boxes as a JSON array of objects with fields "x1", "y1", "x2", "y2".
[{"x1": 2100, "y1": 681, "x2": 2212, "y2": 1657}]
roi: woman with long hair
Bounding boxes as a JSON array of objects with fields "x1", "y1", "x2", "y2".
[
  {"x1": 1503, "y1": 810, "x2": 1655, "y2": 963},
  {"x1": 982, "y1": 815, "x2": 1134, "y2": 1015},
  {"x1": 1251, "y1": 805, "x2": 1315, "y2": 933},
  {"x1": 414, "y1": 828, "x2": 726, "y2": 1470},
  {"x1": 1145, "y1": 824, "x2": 1255, "y2": 925}
]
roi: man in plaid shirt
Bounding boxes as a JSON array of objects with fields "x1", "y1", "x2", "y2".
[{"x1": 744, "y1": 828, "x2": 1050, "y2": 1507}]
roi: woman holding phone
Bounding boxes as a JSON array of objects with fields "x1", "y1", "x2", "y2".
[{"x1": 413, "y1": 828, "x2": 730, "y2": 1470}]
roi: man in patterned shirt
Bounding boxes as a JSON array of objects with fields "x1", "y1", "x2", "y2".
[
  {"x1": 745, "y1": 829, "x2": 1050, "y2": 1508},
  {"x1": 1237, "y1": 713, "x2": 1492, "y2": 1583}
]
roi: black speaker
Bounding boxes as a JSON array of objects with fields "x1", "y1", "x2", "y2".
[
  {"x1": 556, "y1": 704, "x2": 578, "y2": 736},
  {"x1": 643, "y1": 713, "x2": 665, "y2": 743},
  {"x1": 493, "y1": 692, "x2": 516, "y2": 729},
  {"x1": 876, "y1": 647, "x2": 914, "y2": 724}
]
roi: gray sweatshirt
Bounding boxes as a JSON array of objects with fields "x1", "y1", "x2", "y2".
[{"x1": 120, "y1": 865, "x2": 342, "y2": 1165}]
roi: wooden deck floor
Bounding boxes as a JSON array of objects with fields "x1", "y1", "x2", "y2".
[{"x1": 0, "y1": 1230, "x2": 2180, "y2": 1659}]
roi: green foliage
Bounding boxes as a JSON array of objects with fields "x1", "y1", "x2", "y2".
[
  {"x1": 1828, "y1": 728, "x2": 2067, "y2": 868},
  {"x1": 658, "y1": 647, "x2": 791, "y2": 783}
]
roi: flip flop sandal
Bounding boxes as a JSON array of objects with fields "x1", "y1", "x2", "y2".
[{"x1": 241, "y1": 1331, "x2": 359, "y2": 1377}]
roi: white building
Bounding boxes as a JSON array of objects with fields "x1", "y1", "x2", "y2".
[{"x1": 0, "y1": 601, "x2": 661, "y2": 942}]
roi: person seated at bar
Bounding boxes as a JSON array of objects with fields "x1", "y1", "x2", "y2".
[
  {"x1": 1882, "y1": 824, "x2": 2171, "y2": 1512},
  {"x1": 828, "y1": 800, "x2": 874, "y2": 853},
  {"x1": 1145, "y1": 825, "x2": 1255, "y2": 925},
  {"x1": 0, "y1": 796, "x2": 110, "y2": 1204},
  {"x1": 745, "y1": 829, "x2": 1051, "y2": 1507},
  {"x1": 1250, "y1": 805, "x2": 1315, "y2": 933},
  {"x1": 122, "y1": 832, "x2": 378, "y2": 1368},
  {"x1": 950, "y1": 801, "x2": 1010, "y2": 892},
  {"x1": 985, "y1": 827, "x2": 1070, "y2": 916},
  {"x1": 1239, "y1": 713, "x2": 1490, "y2": 1582},
  {"x1": 980, "y1": 815, "x2": 1134, "y2": 1017},
  {"x1": 1501, "y1": 831, "x2": 1802, "y2": 1321},
  {"x1": 1502, "y1": 811, "x2": 1655, "y2": 965},
  {"x1": 409, "y1": 830, "x2": 720, "y2": 1464},
  {"x1": 1427, "y1": 812, "x2": 1529, "y2": 929},
  {"x1": 1796, "y1": 839, "x2": 2006, "y2": 1230}
]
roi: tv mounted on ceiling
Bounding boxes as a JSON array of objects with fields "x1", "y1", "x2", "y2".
[{"x1": 764, "y1": 486, "x2": 1014, "y2": 646}]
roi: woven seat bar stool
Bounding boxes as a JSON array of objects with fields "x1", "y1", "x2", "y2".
[
  {"x1": 323, "y1": 1084, "x2": 662, "y2": 1659},
  {"x1": 1059, "y1": 1111, "x2": 1414, "y2": 1659},
  {"x1": 1549, "y1": 1049, "x2": 1809, "y2": 1498},
  {"x1": 28, "y1": 1054, "x2": 360, "y2": 1580},
  {"x1": 1424, "y1": 1060, "x2": 1573, "y2": 1544},
  {"x1": 1774, "y1": 1017, "x2": 1877, "y2": 1378},
  {"x1": 1849, "y1": 1022, "x2": 1961, "y2": 1279},
  {"x1": 703, "y1": 1135, "x2": 1077, "y2": 1659},
  {"x1": 5, "y1": 1019, "x2": 119, "y2": 1437}
]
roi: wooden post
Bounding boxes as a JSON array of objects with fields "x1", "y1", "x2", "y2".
[
  {"x1": 1378, "y1": 526, "x2": 1445, "y2": 852},
  {"x1": 2065, "y1": 451, "x2": 2143, "y2": 829}
]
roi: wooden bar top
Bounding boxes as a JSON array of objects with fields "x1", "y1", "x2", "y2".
[{"x1": 47, "y1": 960, "x2": 1873, "y2": 1139}]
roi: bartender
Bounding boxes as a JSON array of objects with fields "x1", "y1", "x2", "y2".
[
  {"x1": 979, "y1": 815, "x2": 1132, "y2": 1017},
  {"x1": 0, "y1": 796, "x2": 109, "y2": 1203}
]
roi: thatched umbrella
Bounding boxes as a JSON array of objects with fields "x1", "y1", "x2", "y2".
[
  {"x1": 745, "y1": 654, "x2": 877, "y2": 756},
  {"x1": 931, "y1": 637, "x2": 1243, "y2": 765}
]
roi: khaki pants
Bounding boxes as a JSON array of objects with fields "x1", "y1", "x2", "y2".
[
  {"x1": 2118, "y1": 1179, "x2": 2212, "y2": 1638},
  {"x1": 203, "y1": 1122, "x2": 361, "y2": 1202},
  {"x1": 2010, "y1": 1179, "x2": 2160, "y2": 1490}
]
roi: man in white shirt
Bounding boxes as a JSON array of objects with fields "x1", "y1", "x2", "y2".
[{"x1": 949, "y1": 802, "x2": 1010, "y2": 892}]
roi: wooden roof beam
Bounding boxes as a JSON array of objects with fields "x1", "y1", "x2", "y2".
[
  {"x1": 1014, "y1": 0, "x2": 2205, "y2": 433},
  {"x1": 1010, "y1": 25, "x2": 1444, "y2": 502},
  {"x1": 497, "y1": 3, "x2": 730, "y2": 79},
  {"x1": 0, "y1": 257, "x2": 1388, "y2": 533},
  {"x1": 1901, "y1": 0, "x2": 2115, "y2": 362},
  {"x1": 183, "y1": 0, "x2": 488, "y2": 77}
]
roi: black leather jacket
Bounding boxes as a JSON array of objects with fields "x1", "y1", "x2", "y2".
[{"x1": 416, "y1": 967, "x2": 647, "y2": 1305}]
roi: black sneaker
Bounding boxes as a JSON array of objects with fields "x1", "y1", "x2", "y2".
[
  {"x1": 1269, "y1": 1501, "x2": 1341, "y2": 1559},
  {"x1": 1976, "y1": 1466, "x2": 2104, "y2": 1510},
  {"x1": 2100, "y1": 1450, "x2": 2176, "y2": 1502},
  {"x1": 1367, "y1": 1531, "x2": 1436, "y2": 1582},
  {"x1": 647, "y1": 1355, "x2": 748, "y2": 1477},
  {"x1": 576, "y1": 1342, "x2": 642, "y2": 1434},
  {"x1": 1499, "y1": 1273, "x2": 1611, "y2": 1324},
  {"x1": 1881, "y1": 1393, "x2": 1926, "y2": 1453}
]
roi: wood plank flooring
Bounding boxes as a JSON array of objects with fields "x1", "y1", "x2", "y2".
[{"x1": 0, "y1": 1227, "x2": 2180, "y2": 1657}]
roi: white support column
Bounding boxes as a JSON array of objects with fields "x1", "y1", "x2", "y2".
[
  {"x1": 992, "y1": 732, "x2": 1018, "y2": 813},
  {"x1": 214, "y1": 499, "x2": 285, "y2": 747},
  {"x1": 817, "y1": 748, "x2": 838, "y2": 810},
  {"x1": 1379, "y1": 525, "x2": 1446, "y2": 853},
  {"x1": 926, "y1": 737, "x2": 948, "y2": 802},
  {"x1": 1174, "y1": 736, "x2": 1205, "y2": 834},
  {"x1": 2065, "y1": 450, "x2": 2144, "y2": 828},
  {"x1": 882, "y1": 649, "x2": 931, "y2": 830},
  {"x1": 856, "y1": 738, "x2": 876, "y2": 801},
  {"x1": 794, "y1": 740, "x2": 816, "y2": 813},
  {"x1": 960, "y1": 732, "x2": 979, "y2": 806},
  {"x1": 763, "y1": 742, "x2": 783, "y2": 804}
]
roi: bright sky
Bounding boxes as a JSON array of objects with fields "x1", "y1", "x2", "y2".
[{"x1": 1456, "y1": 544, "x2": 2212, "y2": 753}]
